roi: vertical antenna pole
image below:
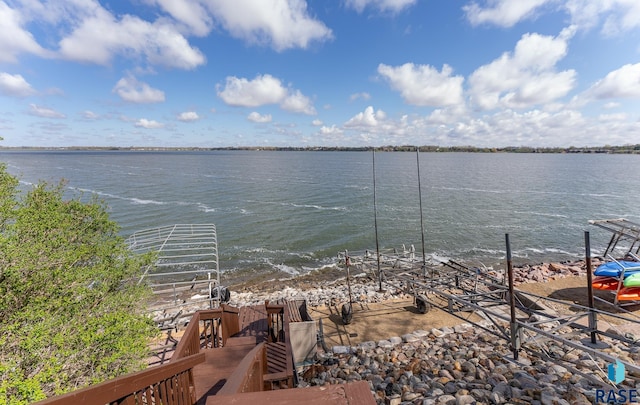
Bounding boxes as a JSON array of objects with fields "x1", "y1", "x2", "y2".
[
  {"x1": 345, "y1": 250, "x2": 353, "y2": 306},
  {"x1": 585, "y1": 231, "x2": 597, "y2": 344},
  {"x1": 373, "y1": 149, "x2": 382, "y2": 292},
  {"x1": 506, "y1": 233, "x2": 519, "y2": 359},
  {"x1": 416, "y1": 147, "x2": 426, "y2": 269}
]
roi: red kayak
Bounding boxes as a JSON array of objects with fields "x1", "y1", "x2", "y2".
[
  {"x1": 592, "y1": 276, "x2": 621, "y2": 291},
  {"x1": 616, "y1": 286, "x2": 640, "y2": 301}
]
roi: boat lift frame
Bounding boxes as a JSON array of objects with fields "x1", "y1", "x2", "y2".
[
  {"x1": 349, "y1": 149, "x2": 640, "y2": 385},
  {"x1": 127, "y1": 224, "x2": 223, "y2": 317},
  {"x1": 338, "y1": 234, "x2": 640, "y2": 383},
  {"x1": 589, "y1": 218, "x2": 640, "y2": 258}
]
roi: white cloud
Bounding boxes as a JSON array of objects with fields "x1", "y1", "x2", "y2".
[
  {"x1": 28, "y1": 104, "x2": 65, "y2": 118},
  {"x1": 13, "y1": 0, "x2": 96, "y2": 25},
  {"x1": 344, "y1": 106, "x2": 387, "y2": 127},
  {"x1": 346, "y1": 0, "x2": 418, "y2": 13},
  {"x1": 149, "y1": 0, "x2": 213, "y2": 36},
  {"x1": 463, "y1": 0, "x2": 640, "y2": 35},
  {"x1": 281, "y1": 90, "x2": 316, "y2": 115},
  {"x1": 337, "y1": 106, "x2": 640, "y2": 147},
  {"x1": 58, "y1": 6, "x2": 205, "y2": 69},
  {"x1": 449, "y1": 108, "x2": 634, "y2": 147},
  {"x1": 603, "y1": 102, "x2": 621, "y2": 109},
  {"x1": 378, "y1": 63, "x2": 464, "y2": 107},
  {"x1": 568, "y1": 1, "x2": 609, "y2": 31},
  {"x1": 0, "y1": 72, "x2": 35, "y2": 97},
  {"x1": 598, "y1": 113, "x2": 627, "y2": 121},
  {"x1": 320, "y1": 125, "x2": 343, "y2": 135},
  {"x1": 247, "y1": 112, "x2": 272, "y2": 123},
  {"x1": 312, "y1": 119, "x2": 323, "y2": 126},
  {"x1": 82, "y1": 110, "x2": 99, "y2": 119},
  {"x1": 350, "y1": 92, "x2": 371, "y2": 101},
  {"x1": 585, "y1": 63, "x2": 640, "y2": 99},
  {"x1": 3, "y1": 0, "x2": 205, "y2": 68},
  {"x1": 113, "y1": 76, "x2": 165, "y2": 104},
  {"x1": 204, "y1": 0, "x2": 332, "y2": 51},
  {"x1": 146, "y1": 0, "x2": 334, "y2": 51},
  {"x1": 426, "y1": 105, "x2": 469, "y2": 125},
  {"x1": 464, "y1": 0, "x2": 551, "y2": 27},
  {"x1": 0, "y1": 1, "x2": 49, "y2": 63},
  {"x1": 567, "y1": 0, "x2": 640, "y2": 34},
  {"x1": 217, "y1": 74, "x2": 315, "y2": 114},
  {"x1": 218, "y1": 74, "x2": 286, "y2": 107},
  {"x1": 468, "y1": 29, "x2": 576, "y2": 110},
  {"x1": 135, "y1": 118, "x2": 164, "y2": 128},
  {"x1": 178, "y1": 111, "x2": 200, "y2": 121}
]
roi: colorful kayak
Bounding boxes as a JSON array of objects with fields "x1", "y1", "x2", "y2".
[
  {"x1": 624, "y1": 272, "x2": 640, "y2": 288},
  {"x1": 594, "y1": 260, "x2": 640, "y2": 278},
  {"x1": 592, "y1": 276, "x2": 621, "y2": 291},
  {"x1": 616, "y1": 286, "x2": 640, "y2": 301}
]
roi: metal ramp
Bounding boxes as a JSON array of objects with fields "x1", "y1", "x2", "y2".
[
  {"x1": 590, "y1": 218, "x2": 640, "y2": 257},
  {"x1": 338, "y1": 246, "x2": 640, "y2": 386},
  {"x1": 127, "y1": 224, "x2": 223, "y2": 329}
]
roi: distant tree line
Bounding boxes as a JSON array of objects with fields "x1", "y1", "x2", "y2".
[{"x1": 2, "y1": 144, "x2": 640, "y2": 154}]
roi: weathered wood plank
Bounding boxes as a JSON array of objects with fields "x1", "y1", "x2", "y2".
[
  {"x1": 215, "y1": 343, "x2": 265, "y2": 396},
  {"x1": 193, "y1": 341, "x2": 256, "y2": 404},
  {"x1": 208, "y1": 381, "x2": 376, "y2": 404},
  {"x1": 233, "y1": 305, "x2": 268, "y2": 342}
]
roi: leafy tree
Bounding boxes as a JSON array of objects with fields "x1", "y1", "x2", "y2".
[{"x1": 0, "y1": 163, "x2": 157, "y2": 404}]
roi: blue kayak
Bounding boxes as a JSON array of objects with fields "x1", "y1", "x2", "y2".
[{"x1": 594, "y1": 260, "x2": 640, "y2": 278}]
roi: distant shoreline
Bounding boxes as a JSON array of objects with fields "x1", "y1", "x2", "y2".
[{"x1": 1, "y1": 145, "x2": 640, "y2": 154}]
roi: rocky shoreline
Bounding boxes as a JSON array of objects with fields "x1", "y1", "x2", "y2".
[
  {"x1": 152, "y1": 257, "x2": 640, "y2": 404},
  {"x1": 226, "y1": 258, "x2": 603, "y2": 308},
  {"x1": 300, "y1": 321, "x2": 639, "y2": 405},
  {"x1": 229, "y1": 257, "x2": 640, "y2": 405}
]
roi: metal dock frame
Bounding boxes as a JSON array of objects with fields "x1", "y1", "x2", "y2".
[{"x1": 339, "y1": 238, "x2": 640, "y2": 386}]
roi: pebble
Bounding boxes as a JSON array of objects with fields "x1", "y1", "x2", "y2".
[
  {"x1": 301, "y1": 318, "x2": 638, "y2": 405},
  {"x1": 157, "y1": 259, "x2": 605, "y2": 329},
  {"x1": 232, "y1": 257, "x2": 596, "y2": 309},
  {"x1": 162, "y1": 257, "x2": 639, "y2": 404}
]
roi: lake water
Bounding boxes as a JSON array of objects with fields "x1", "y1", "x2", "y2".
[{"x1": 2, "y1": 150, "x2": 639, "y2": 278}]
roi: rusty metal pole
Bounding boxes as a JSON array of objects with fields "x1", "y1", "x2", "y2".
[
  {"x1": 416, "y1": 148, "x2": 426, "y2": 271},
  {"x1": 506, "y1": 233, "x2": 519, "y2": 360},
  {"x1": 373, "y1": 149, "x2": 383, "y2": 292},
  {"x1": 346, "y1": 250, "x2": 353, "y2": 308},
  {"x1": 585, "y1": 231, "x2": 597, "y2": 344}
]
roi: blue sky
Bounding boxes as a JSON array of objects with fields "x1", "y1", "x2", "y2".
[{"x1": 1, "y1": 0, "x2": 640, "y2": 148}]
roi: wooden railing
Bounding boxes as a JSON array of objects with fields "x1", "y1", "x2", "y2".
[
  {"x1": 33, "y1": 304, "x2": 293, "y2": 404},
  {"x1": 34, "y1": 353, "x2": 205, "y2": 405},
  {"x1": 217, "y1": 342, "x2": 267, "y2": 395},
  {"x1": 264, "y1": 302, "x2": 295, "y2": 389},
  {"x1": 33, "y1": 306, "x2": 241, "y2": 405},
  {"x1": 220, "y1": 304, "x2": 240, "y2": 342},
  {"x1": 173, "y1": 305, "x2": 240, "y2": 359},
  {"x1": 217, "y1": 303, "x2": 296, "y2": 395}
]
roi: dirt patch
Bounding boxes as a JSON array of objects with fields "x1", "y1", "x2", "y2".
[
  {"x1": 309, "y1": 275, "x2": 640, "y2": 348},
  {"x1": 203, "y1": 270, "x2": 640, "y2": 350},
  {"x1": 309, "y1": 298, "x2": 483, "y2": 348},
  {"x1": 516, "y1": 275, "x2": 640, "y2": 336},
  {"x1": 517, "y1": 276, "x2": 640, "y2": 313}
]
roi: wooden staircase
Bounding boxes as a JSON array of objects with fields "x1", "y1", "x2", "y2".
[{"x1": 33, "y1": 301, "x2": 374, "y2": 405}]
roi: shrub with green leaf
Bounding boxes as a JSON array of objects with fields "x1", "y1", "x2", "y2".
[{"x1": 0, "y1": 163, "x2": 157, "y2": 404}]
